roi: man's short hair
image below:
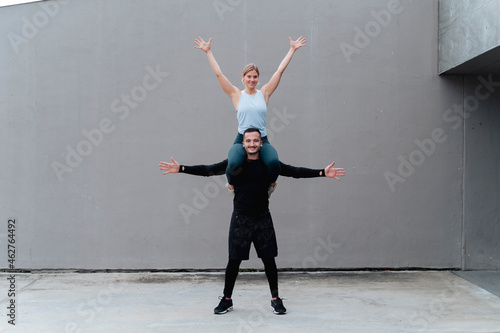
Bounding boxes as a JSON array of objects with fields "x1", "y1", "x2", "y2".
[{"x1": 243, "y1": 128, "x2": 261, "y2": 137}]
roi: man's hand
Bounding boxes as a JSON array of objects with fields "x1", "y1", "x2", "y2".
[
  {"x1": 159, "y1": 157, "x2": 180, "y2": 175},
  {"x1": 324, "y1": 162, "x2": 345, "y2": 180}
]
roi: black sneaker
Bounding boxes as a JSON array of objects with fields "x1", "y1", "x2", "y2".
[
  {"x1": 271, "y1": 297, "x2": 286, "y2": 315},
  {"x1": 214, "y1": 296, "x2": 233, "y2": 314}
]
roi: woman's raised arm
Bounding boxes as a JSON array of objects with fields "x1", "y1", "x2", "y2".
[
  {"x1": 261, "y1": 36, "x2": 307, "y2": 104},
  {"x1": 195, "y1": 37, "x2": 240, "y2": 109}
]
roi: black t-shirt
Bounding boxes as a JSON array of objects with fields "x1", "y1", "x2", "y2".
[
  {"x1": 232, "y1": 159, "x2": 272, "y2": 215},
  {"x1": 180, "y1": 159, "x2": 324, "y2": 216}
]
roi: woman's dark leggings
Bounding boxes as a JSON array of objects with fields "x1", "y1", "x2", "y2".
[
  {"x1": 223, "y1": 257, "x2": 279, "y2": 299},
  {"x1": 226, "y1": 133, "x2": 280, "y2": 184}
]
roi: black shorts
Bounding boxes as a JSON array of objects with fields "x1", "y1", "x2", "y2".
[{"x1": 228, "y1": 210, "x2": 278, "y2": 260}]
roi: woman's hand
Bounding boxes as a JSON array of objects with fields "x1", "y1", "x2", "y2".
[
  {"x1": 261, "y1": 36, "x2": 307, "y2": 102},
  {"x1": 194, "y1": 36, "x2": 212, "y2": 53},
  {"x1": 289, "y1": 36, "x2": 307, "y2": 51}
]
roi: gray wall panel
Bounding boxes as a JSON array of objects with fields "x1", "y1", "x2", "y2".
[
  {"x1": 464, "y1": 74, "x2": 500, "y2": 270},
  {"x1": 1, "y1": 0, "x2": 469, "y2": 270},
  {"x1": 439, "y1": 0, "x2": 500, "y2": 74}
]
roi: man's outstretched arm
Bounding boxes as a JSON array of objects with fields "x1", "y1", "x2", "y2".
[
  {"x1": 159, "y1": 157, "x2": 228, "y2": 177},
  {"x1": 279, "y1": 161, "x2": 345, "y2": 180}
]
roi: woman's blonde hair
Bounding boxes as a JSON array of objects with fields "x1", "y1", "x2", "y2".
[{"x1": 242, "y1": 63, "x2": 260, "y2": 77}]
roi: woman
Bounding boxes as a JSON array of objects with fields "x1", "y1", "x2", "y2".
[{"x1": 194, "y1": 36, "x2": 306, "y2": 194}]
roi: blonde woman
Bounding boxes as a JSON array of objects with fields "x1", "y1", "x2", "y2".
[{"x1": 194, "y1": 36, "x2": 306, "y2": 194}]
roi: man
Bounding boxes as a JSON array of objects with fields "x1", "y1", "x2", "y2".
[{"x1": 159, "y1": 128, "x2": 345, "y2": 315}]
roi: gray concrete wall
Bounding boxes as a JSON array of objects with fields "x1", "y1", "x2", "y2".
[
  {"x1": 1, "y1": 0, "x2": 469, "y2": 270},
  {"x1": 439, "y1": 0, "x2": 500, "y2": 74},
  {"x1": 439, "y1": 0, "x2": 500, "y2": 270},
  {"x1": 463, "y1": 74, "x2": 500, "y2": 270}
]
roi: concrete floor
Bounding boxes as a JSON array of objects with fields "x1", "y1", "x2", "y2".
[{"x1": 1, "y1": 271, "x2": 500, "y2": 333}]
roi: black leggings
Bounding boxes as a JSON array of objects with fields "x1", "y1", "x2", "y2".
[{"x1": 223, "y1": 257, "x2": 279, "y2": 299}]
